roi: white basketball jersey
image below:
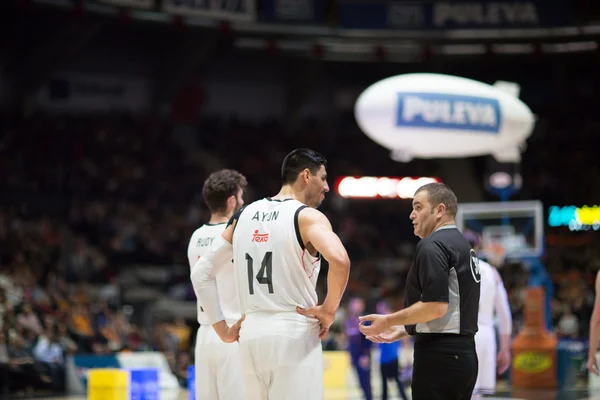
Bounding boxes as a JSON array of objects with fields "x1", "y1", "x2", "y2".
[
  {"x1": 188, "y1": 223, "x2": 241, "y2": 325},
  {"x1": 477, "y1": 259, "x2": 497, "y2": 328},
  {"x1": 232, "y1": 198, "x2": 321, "y2": 315}
]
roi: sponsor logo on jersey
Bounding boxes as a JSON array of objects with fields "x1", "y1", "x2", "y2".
[{"x1": 252, "y1": 230, "x2": 269, "y2": 243}]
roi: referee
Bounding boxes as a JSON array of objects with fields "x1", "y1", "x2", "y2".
[{"x1": 359, "y1": 182, "x2": 480, "y2": 400}]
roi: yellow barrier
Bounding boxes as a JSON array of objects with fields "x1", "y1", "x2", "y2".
[
  {"x1": 323, "y1": 351, "x2": 351, "y2": 389},
  {"x1": 87, "y1": 368, "x2": 129, "y2": 400}
]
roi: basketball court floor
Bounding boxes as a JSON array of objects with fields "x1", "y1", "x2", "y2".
[{"x1": 18, "y1": 386, "x2": 600, "y2": 400}]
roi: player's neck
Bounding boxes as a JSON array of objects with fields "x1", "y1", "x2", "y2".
[
  {"x1": 271, "y1": 185, "x2": 304, "y2": 203},
  {"x1": 208, "y1": 212, "x2": 231, "y2": 225}
]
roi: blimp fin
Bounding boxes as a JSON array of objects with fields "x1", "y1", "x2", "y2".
[
  {"x1": 492, "y1": 146, "x2": 521, "y2": 163},
  {"x1": 493, "y1": 81, "x2": 521, "y2": 98},
  {"x1": 390, "y1": 149, "x2": 414, "y2": 163}
]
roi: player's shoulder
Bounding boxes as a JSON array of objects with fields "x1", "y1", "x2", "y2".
[
  {"x1": 477, "y1": 259, "x2": 502, "y2": 283},
  {"x1": 297, "y1": 205, "x2": 329, "y2": 225},
  {"x1": 491, "y1": 266, "x2": 504, "y2": 285},
  {"x1": 477, "y1": 258, "x2": 493, "y2": 270},
  {"x1": 189, "y1": 223, "x2": 225, "y2": 244},
  {"x1": 189, "y1": 224, "x2": 208, "y2": 240},
  {"x1": 227, "y1": 204, "x2": 252, "y2": 228},
  {"x1": 477, "y1": 258, "x2": 494, "y2": 274},
  {"x1": 298, "y1": 205, "x2": 323, "y2": 217}
]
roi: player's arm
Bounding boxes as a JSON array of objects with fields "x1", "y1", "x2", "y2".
[
  {"x1": 296, "y1": 207, "x2": 350, "y2": 338},
  {"x1": 493, "y1": 267, "x2": 512, "y2": 374},
  {"x1": 493, "y1": 268, "x2": 512, "y2": 345},
  {"x1": 190, "y1": 221, "x2": 240, "y2": 343},
  {"x1": 588, "y1": 271, "x2": 600, "y2": 375},
  {"x1": 299, "y1": 207, "x2": 350, "y2": 314}
]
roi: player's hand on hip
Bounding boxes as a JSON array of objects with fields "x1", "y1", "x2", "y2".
[
  {"x1": 358, "y1": 314, "x2": 391, "y2": 337},
  {"x1": 364, "y1": 325, "x2": 407, "y2": 344},
  {"x1": 296, "y1": 305, "x2": 335, "y2": 339},
  {"x1": 588, "y1": 353, "x2": 600, "y2": 376},
  {"x1": 221, "y1": 315, "x2": 245, "y2": 343}
]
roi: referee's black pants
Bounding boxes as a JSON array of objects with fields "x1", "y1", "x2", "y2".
[{"x1": 411, "y1": 334, "x2": 478, "y2": 400}]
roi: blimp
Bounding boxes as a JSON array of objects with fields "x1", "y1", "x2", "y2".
[{"x1": 354, "y1": 73, "x2": 535, "y2": 163}]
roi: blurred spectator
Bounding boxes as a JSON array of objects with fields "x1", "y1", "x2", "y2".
[
  {"x1": 345, "y1": 297, "x2": 372, "y2": 400},
  {"x1": 32, "y1": 327, "x2": 65, "y2": 390},
  {"x1": 17, "y1": 303, "x2": 43, "y2": 337},
  {"x1": 8, "y1": 335, "x2": 51, "y2": 391},
  {"x1": 57, "y1": 325, "x2": 78, "y2": 355},
  {"x1": 0, "y1": 330, "x2": 8, "y2": 399},
  {"x1": 168, "y1": 318, "x2": 191, "y2": 352},
  {"x1": 558, "y1": 307, "x2": 580, "y2": 338}
]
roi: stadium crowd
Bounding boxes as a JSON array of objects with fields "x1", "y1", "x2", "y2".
[
  {"x1": 0, "y1": 97, "x2": 599, "y2": 394},
  {"x1": 0, "y1": 41, "x2": 599, "y2": 395}
]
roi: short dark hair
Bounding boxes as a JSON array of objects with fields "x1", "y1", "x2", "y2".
[
  {"x1": 281, "y1": 148, "x2": 327, "y2": 185},
  {"x1": 415, "y1": 182, "x2": 458, "y2": 217},
  {"x1": 202, "y1": 169, "x2": 247, "y2": 213}
]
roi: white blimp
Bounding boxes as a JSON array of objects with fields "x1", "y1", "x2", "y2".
[{"x1": 354, "y1": 73, "x2": 535, "y2": 163}]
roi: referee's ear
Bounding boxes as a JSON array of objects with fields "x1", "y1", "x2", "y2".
[{"x1": 435, "y1": 202, "x2": 447, "y2": 218}]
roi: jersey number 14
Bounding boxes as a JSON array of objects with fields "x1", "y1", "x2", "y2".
[{"x1": 245, "y1": 252, "x2": 274, "y2": 294}]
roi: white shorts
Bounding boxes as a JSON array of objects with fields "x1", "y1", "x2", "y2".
[
  {"x1": 194, "y1": 324, "x2": 245, "y2": 400},
  {"x1": 238, "y1": 312, "x2": 324, "y2": 400},
  {"x1": 474, "y1": 325, "x2": 497, "y2": 395}
]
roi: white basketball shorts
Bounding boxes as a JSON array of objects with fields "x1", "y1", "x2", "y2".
[
  {"x1": 238, "y1": 312, "x2": 324, "y2": 400},
  {"x1": 194, "y1": 324, "x2": 245, "y2": 400},
  {"x1": 474, "y1": 325, "x2": 497, "y2": 396}
]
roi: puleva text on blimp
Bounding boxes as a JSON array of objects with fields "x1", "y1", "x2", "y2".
[{"x1": 396, "y1": 92, "x2": 501, "y2": 133}]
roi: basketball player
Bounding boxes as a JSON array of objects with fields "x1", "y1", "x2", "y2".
[
  {"x1": 191, "y1": 148, "x2": 351, "y2": 400},
  {"x1": 464, "y1": 232, "x2": 512, "y2": 399},
  {"x1": 359, "y1": 183, "x2": 480, "y2": 400},
  {"x1": 587, "y1": 270, "x2": 600, "y2": 375},
  {"x1": 187, "y1": 169, "x2": 247, "y2": 400}
]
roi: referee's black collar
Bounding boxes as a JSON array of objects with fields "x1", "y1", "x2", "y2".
[{"x1": 434, "y1": 224, "x2": 457, "y2": 232}]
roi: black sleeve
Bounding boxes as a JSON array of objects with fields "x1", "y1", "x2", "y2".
[
  {"x1": 415, "y1": 240, "x2": 450, "y2": 303},
  {"x1": 226, "y1": 206, "x2": 247, "y2": 230}
]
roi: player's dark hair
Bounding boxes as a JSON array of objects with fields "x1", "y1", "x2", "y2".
[
  {"x1": 281, "y1": 148, "x2": 327, "y2": 185},
  {"x1": 202, "y1": 169, "x2": 247, "y2": 214},
  {"x1": 415, "y1": 182, "x2": 459, "y2": 217}
]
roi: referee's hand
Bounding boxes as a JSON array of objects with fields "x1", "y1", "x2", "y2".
[
  {"x1": 364, "y1": 325, "x2": 408, "y2": 344},
  {"x1": 358, "y1": 314, "x2": 390, "y2": 336}
]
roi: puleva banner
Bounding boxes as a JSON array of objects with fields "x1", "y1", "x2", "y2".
[
  {"x1": 163, "y1": 0, "x2": 256, "y2": 22},
  {"x1": 338, "y1": 0, "x2": 574, "y2": 30}
]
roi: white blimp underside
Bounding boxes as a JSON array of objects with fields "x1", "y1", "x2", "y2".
[{"x1": 354, "y1": 73, "x2": 535, "y2": 162}]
